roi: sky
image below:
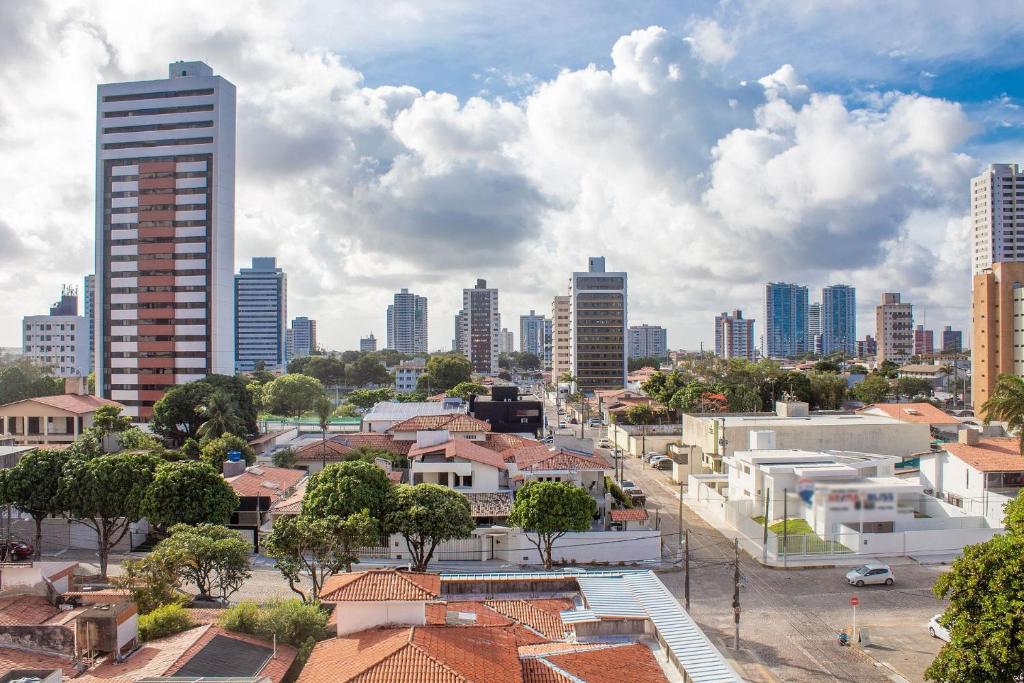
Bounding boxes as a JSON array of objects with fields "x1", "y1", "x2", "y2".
[{"x1": 1, "y1": 1, "x2": 1023, "y2": 353}]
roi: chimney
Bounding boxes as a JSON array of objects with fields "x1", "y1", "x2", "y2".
[
  {"x1": 958, "y1": 428, "x2": 980, "y2": 446},
  {"x1": 222, "y1": 450, "x2": 246, "y2": 477}
]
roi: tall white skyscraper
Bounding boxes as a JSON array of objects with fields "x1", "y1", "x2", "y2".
[
  {"x1": 570, "y1": 257, "x2": 627, "y2": 391},
  {"x1": 550, "y1": 295, "x2": 571, "y2": 378},
  {"x1": 714, "y1": 310, "x2": 755, "y2": 361},
  {"x1": 386, "y1": 288, "x2": 428, "y2": 353},
  {"x1": 519, "y1": 310, "x2": 547, "y2": 358},
  {"x1": 876, "y1": 293, "x2": 913, "y2": 365},
  {"x1": 971, "y1": 163, "x2": 1024, "y2": 275},
  {"x1": 807, "y1": 302, "x2": 822, "y2": 355},
  {"x1": 234, "y1": 257, "x2": 287, "y2": 372},
  {"x1": 95, "y1": 61, "x2": 235, "y2": 419},
  {"x1": 23, "y1": 286, "x2": 89, "y2": 377},
  {"x1": 628, "y1": 324, "x2": 668, "y2": 359},
  {"x1": 459, "y1": 279, "x2": 500, "y2": 374},
  {"x1": 498, "y1": 328, "x2": 515, "y2": 355},
  {"x1": 289, "y1": 317, "x2": 317, "y2": 359},
  {"x1": 821, "y1": 284, "x2": 856, "y2": 356}
]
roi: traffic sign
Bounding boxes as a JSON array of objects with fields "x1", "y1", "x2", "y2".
[{"x1": 850, "y1": 596, "x2": 859, "y2": 607}]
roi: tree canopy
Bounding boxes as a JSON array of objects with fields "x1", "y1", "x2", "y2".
[
  {"x1": 145, "y1": 460, "x2": 239, "y2": 527},
  {"x1": 416, "y1": 354, "x2": 472, "y2": 394},
  {"x1": 982, "y1": 374, "x2": 1024, "y2": 452},
  {"x1": 263, "y1": 374, "x2": 324, "y2": 419},
  {"x1": 346, "y1": 387, "x2": 394, "y2": 410},
  {"x1": 852, "y1": 373, "x2": 891, "y2": 405},
  {"x1": 508, "y1": 481, "x2": 596, "y2": 569},
  {"x1": 0, "y1": 360, "x2": 65, "y2": 405},
  {"x1": 200, "y1": 433, "x2": 256, "y2": 470},
  {"x1": 5, "y1": 449, "x2": 68, "y2": 559},
  {"x1": 150, "y1": 524, "x2": 251, "y2": 601},
  {"x1": 302, "y1": 460, "x2": 392, "y2": 521},
  {"x1": 151, "y1": 375, "x2": 258, "y2": 445},
  {"x1": 386, "y1": 484, "x2": 475, "y2": 571},
  {"x1": 448, "y1": 381, "x2": 488, "y2": 400}
]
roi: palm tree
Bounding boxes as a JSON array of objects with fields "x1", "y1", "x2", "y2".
[
  {"x1": 196, "y1": 389, "x2": 242, "y2": 441},
  {"x1": 981, "y1": 374, "x2": 1024, "y2": 453},
  {"x1": 314, "y1": 394, "x2": 333, "y2": 470}
]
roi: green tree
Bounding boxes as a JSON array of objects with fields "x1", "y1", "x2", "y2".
[
  {"x1": 807, "y1": 371, "x2": 847, "y2": 410},
  {"x1": 264, "y1": 512, "x2": 378, "y2": 602},
  {"x1": 628, "y1": 356, "x2": 665, "y2": 372},
  {"x1": 139, "y1": 603, "x2": 193, "y2": 642},
  {"x1": 852, "y1": 373, "x2": 891, "y2": 405},
  {"x1": 264, "y1": 374, "x2": 324, "y2": 422},
  {"x1": 116, "y1": 427, "x2": 164, "y2": 452},
  {"x1": 347, "y1": 355, "x2": 392, "y2": 387},
  {"x1": 219, "y1": 599, "x2": 328, "y2": 648},
  {"x1": 897, "y1": 376, "x2": 934, "y2": 399},
  {"x1": 92, "y1": 404, "x2": 132, "y2": 437},
  {"x1": 61, "y1": 452, "x2": 160, "y2": 578},
  {"x1": 623, "y1": 404, "x2": 657, "y2": 425},
  {"x1": 417, "y1": 354, "x2": 472, "y2": 394},
  {"x1": 152, "y1": 375, "x2": 257, "y2": 445},
  {"x1": 302, "y1": 460, "x2": 391, "y2": 521},
  {"x1": 199, "y1": 433, "x2": 256, "y2": 469},
  {"x1": 196, "y1": 389, "x2": 244, "y2": 441},
  {"x1": 5, "y1": 449, "x2": 67, "y2": 559},
  {"x1": 448, "y1": 381, "x2": 487, "y2": 400},
  {"x1": 557, "y1": 371, "x2": 575, "y2": 385},
  {"x1": 508, "y1": 481, "x2": 597, "y2": 570},
  {"x1": 0, "y1": 361, "x2": 64, "y2": 405},
  {"x1": 113, "y1": 552, "x2": 186, "y2": 614},
  {"x1": 333, "y1": 402, "x2": 360, "y2": 417},
  {"x1": 982, "y1": 374, "x2": 1024, "y2": 453},
  {"x1": 878, "y1": 360, "x2": 900, "y2": 378},
  {"x1": 386, "y1": 484, "x2": 475, "y2": 571},
  {"x1": 342, "y1": 445, "x2": 410, "y2": 469},
  {"x1": 271, "y1": 447, "x2": 297, "y2": 468},
  {"x1": 847, "y1": 364, "x2": 869, "y2": 375},
  {"x1": 150, "y1": 524, "x2": 251, "y2": 601},
  {"x1": 145, "y1": 460, "x2": 239, "y2": 527},
  {"x1": 346, "y1": 387, "x2": 394, "y2": 410}
]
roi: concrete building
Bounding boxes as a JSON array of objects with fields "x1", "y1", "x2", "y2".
[
  {"x1": 360, "y1": 334, "x2": 377, "y2": 353},
  {"x1": 628, "y1": 324, "x2": 668, "y2": 359},
  {"x1": 234, "y1": 257, "x2": 287, "y2": 372},
  {"x1": 519, "y1": 310, "x2": 547, "y2": 360},
  {"x1": 550, "y1": 295, "x2": 571, "y2": 378},
  {"x1": 386, "y1": 288, "x2": 428, "y2": 354},
  {"x1": 459, "y1": 279, "x2": 500, "y2": 374},
  {"x1": 95, "y1": 61, "x2": 236, "y2": 420},
  {"x1": 714, "y1": 310, "x2": 755, "y2": 360},
  {"x1": 808, "y1": 301, "x2": 822, "y2": 355},
  {"x1": 0, "y1": 389, "x2": 123, "y2": 446},
  {"x1": 289, "y1": 317, "x2": 317, "y2": 359},
  {"x1": 857, "y1": 336, "x2": 877, "y2": 359},
  {"x1": 822, "y1": 284, "x2": 856, "y2": 356},
  {"x1": 570, "y1": 257, "x2": 627, "y2": 391},
  {"x1": 876, "y1": 293, "x2": 914, "y2": 365},
  {"x1": 970, "y1": 163, "x2": 1024, "y2": 275},
  {"x1": 971, "y1": 261, "x2": 1024, "y2": 411},
  {"x1": 914, "y1": 325, "x2": 934, "y2": 356},
  {"x1": 394, "y1": 359, "x2": 426, "y2": 393},
  {"x1": 942, "y1": 325, "x2": 963, "y2": 353},
  {"x1": 764, "y1": 282, "x2": 808, "y2": 358},
  {"x1": 83, "y1": 274, "x2": 95, "y2": 372},
  {"x1": 22, "y1": 287, "x2": 89, "y2": 377},
  {"x1": 498, "y1": 328, "x2": 515, "y2": 355}
]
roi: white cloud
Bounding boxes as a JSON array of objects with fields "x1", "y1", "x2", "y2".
[{"x1": 686, "y1": 18, "x2": 736, "y2": 65}]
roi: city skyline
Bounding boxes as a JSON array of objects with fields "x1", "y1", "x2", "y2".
[{"x1": 1, "y1": 3, "x2": 1023, "y2": 352}]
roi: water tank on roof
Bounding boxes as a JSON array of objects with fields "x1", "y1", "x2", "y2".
[
  {"x1": 749, "y1": 430, "x2": 776, "y2": 450},
  {"x1": 227, "y1": 450, "x2": 242, "y2": 462}
]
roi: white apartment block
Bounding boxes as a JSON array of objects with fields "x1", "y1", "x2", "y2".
[
  {"x1": 628, "y1": 324, "x2": 667, "y2": 358},
  {"x1": 235, "y1": 257, "x2": 287, "y2": 372},
  {"x1": 714, "y1": 310, "x2": 755, "y2": 361},
  {"x1": 519, "y1": 310, "x2": 547, "y2": 359},
  {"x1": 84, "y1": 274, "x2": 96, "y2": 372},
  {"x1": 289, "y1": 317, "x2": 317, "y2": 359},
  {"x1": 551, "y1": 295, "x2": 571, "y2": 378},
  {"x1": 498, "y1": 328, "x2": 515, "y2": 355},
  {"x1": 971, "y1": 163, "x2": 1024, "y2": 275},
  {"x1": 95, "y1": 61, "x2": 236, "y2": 419},
  {"x1": 876, "y1": 292, "x2": 914, "y2": 365},
  {"x1": 386, "y1": 288, "x2": 428, "y2": 353},
  {"x1": 570, "y1": 257, "x2": 627, "y2": 391},
  {"x1": 394, "y1": 359, "x2": 426, "y2": 393},
  {"x1": 22, "y1": 316, "x2": 89, "y2": 377},
  {"x1": 459, "y1": 279, "x2": 500, "y2": 374}
]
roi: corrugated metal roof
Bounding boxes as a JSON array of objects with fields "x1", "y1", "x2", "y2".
[
  {"x1": 559, "y1": 608, "x2": 599, "y2": 624},
  {"x1": 575, "y1": 575, "x2": 647, "y2": 618}
]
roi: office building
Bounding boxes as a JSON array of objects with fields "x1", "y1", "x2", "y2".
[
  {"x1": 360, "y1": 334, "x2": 377, "y2": 353},
  {"x1": 570, "y1": 257, "x2": 627, "y2": 391},
  {"x1": 942, "y1": 326, "x2": 963, "y2": 353},
  {"x1": 22, "y1": 286, "x2": 89, "y2": 377},
  {"x1": 822, "y1": 284, "x2": 856, "y2": 356},
  {"x1": 551, "y1": 295, "x2": 571, "y2": 378},
  {"x1": 856, "y1": 336, "x2": 877, "y2": 359},
  {"x1": 289, "y1": 317, "x2": 317, "y2": 359},
  {"x1": 83, "y1": 274, "x2": 96, "y2": 372},
  {"x1": 876, "y1": 293, "x2": 914, "y2": 365},
  {"x1": 386, "y1": 288, "x2": 428, "y2": 354},
  {"x1": 970, "y1": 163, "x2": 1024, "y2": 275},
  {"x1": 764, "y1": 282, "x2": 808, "y2": 358},
  {"x1": 452, "y1": 311, "x2": 466, "y2": 354},
  {"x1": 972, "y1": 262, "x2": 1024, "y2": 412},
  {"x1": 519, "y1": 310, "x2": 548, "y2": 359},
  {"x1": 499, "y1": 328, "x2": 515, "y2": 355},
  {"x1": 914, "y1": 325, "x2": 934, "y2": 356},
  {"x1": 95, "y1": 61, "x2": 236, "y2": 419},
  {"x1": 628, "y1": 324, "x2": 668, "y2": 359},
  {"x1": 714, "y1": 310, "x2": 755, "y2": 361},
  {"x1": 234, "y1": 257, "x2": 287, "y2": 372},
  {"x1": 808, "y1": 302, "x2": 822, "y2": 355},
  {"x1": 459, "y1": 279, "x2": 500, "y2": 374}
]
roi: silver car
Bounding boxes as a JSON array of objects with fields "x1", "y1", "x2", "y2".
[
  {"x1": 928, "y1": 614, "x2": 950, "y2": 642},
  {"x1": 845, "y1": 561, "x2": 894, "y2": 587}
]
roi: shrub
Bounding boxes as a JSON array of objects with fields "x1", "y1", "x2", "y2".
[
  {"x1": 219, "y1": 599, "x2": 328, "y2": 647},
  {"x1": 139, "y1": 603, "x2": 193, "y2": 642},
  {"x1": 271, "y1": 447, "x2": 297, "y2": 468},
  {"x1": 605, "y1": 476, "x2": 632, "y2": 508},
  {"x1": 219, "y1": 600, "x2": 262, "y2": 635}
]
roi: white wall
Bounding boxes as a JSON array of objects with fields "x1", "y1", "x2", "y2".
[
  {"x1": 117, "y1": 612, "x2": 139, "y2": 650},
  {"x1": 843, "y1": 526, "x2": 1000, "y2": 556},
  {"x1": 335, "y1": 601, "x2": 425, "y2": 635},
  {"x1": 0, "y1": 561, "x2": 77, "y2": 592},
  {"x1": 493, "y1": 529, "x2": 661, "y2": 565}
]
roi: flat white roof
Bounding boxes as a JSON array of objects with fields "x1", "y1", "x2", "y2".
[
  {"x1": 813, "y1": 476, "x2": 923, "y2": 491},
  {"x1": 735, "y1": 449, "x2": 900, "y2": 467},
  {"x1": 710, "y1": 414, "x2": 906, "y2": 428},
  {"x1": 363, "y1": 401, "x2": 465, "y2": 421}
]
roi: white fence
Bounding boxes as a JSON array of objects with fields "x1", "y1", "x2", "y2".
[{"x1": 838, "y1": 525, "x2": 999, "y2": 556}]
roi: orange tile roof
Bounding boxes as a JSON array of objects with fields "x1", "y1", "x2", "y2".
[
  {"x1": 164, "y1": 625, "x2": 297, "y2": 683},
  {"x1": 320, "y1": 570, "x2": 441, "y2": 602},
  {"x1": 341, "y1": 433, "x2": 414, "y2": 454},
  {"x1": 485, "y1": 600, "x2": 572, "y2": 640},
  {"x1": 76, "y1": 624, "x2": 211, "y2": 682},
  {"x1": 0, "y1": 645, "x2": 77, "y2": 677},
  {"x1": 521, "y1": 659, "x2": 573, "y2": 683},
  {"x1": 610, "y1": 508, "x2": 649, "y2": 522},
  {"x1": 226, "y1": 465, "x2": 305, "y2": 499},
  {"x1": 481, "y1": 433, "x2": 535, "y2": 453},
  {"x1": 515, "y1": 450, "x2": 608, "y2": 472},
  {"x1": 859, "y1": 403, "x2": 959, "y2": 425},
  {"x1": 391, "y1": 414, "x2": 492, "y2": 433},
  {"x1": 293, "y1": 438, "x2": 354, "y2": 462},
  {"x1": 545, "y1": 643, "x2": 668, "y2": 683},
  {"x1": 943, "y1": 437, "x2": 1024, "y2": 472},
  {"x1": 272, "y1": 479, "x2": 307, "y2": 515},
  {"x1": 409, "y1": 438, "x2": 508, "y2": 470},
  {"x1": 0, "y1": 394, "x2": 123, "y2": 414},
  {"x1": 0, "y1": 594, "x2": 59, "y2": 625},
  {"x1": 426, "y1": 601, "x2": 515, "y2": 627}
]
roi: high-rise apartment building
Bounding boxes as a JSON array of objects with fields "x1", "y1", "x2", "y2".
[
  {"x1": 808, "y1": 302, "x2": 823, "y2": 355},
  {"x1": 876, "y1": 293, "x2": 913, "y2": 365},
  {"x1": 856, "y1": 336, "x2": 877, "y2": 359},
  {"x1": 821, "y1": 284, "x2": 856, "y2": 356},
  {"x1": 22, "y1": 286, "x2": 89, "y2": 377},
  {"x1": 551, "y1": 295, "x2": 571, "y2": 378},
  {"x1": 459, "y1": 279, "x2": 500, "y2": 374},
  {"x1": 452, "y1": 311, "x2": 466, "y2": 354},
  {"x1": 95, "y1": 61, "x2": 236, "y2": 419},
  {"x1": 234, "y1": 257, "x2": 286, "y2": 372},
  {"x1": 913, "y1": 325, "x2": 934, "y2": 356},
  {"x1": 289, "y1": 317, "x2": 317, "y2": 359},
  {"x1": 628, "y1": 324, "x2": 668, "y2": 359},
  {"x1": 360, "y1": 334, "x2": 377, "y2": 353},
  {"x1": 83, "y1": 274, "x2": 96, "y2": 372},
  {"x1": 714, "y1": 310, "x2": 755, "y2": 361},
  {"x1": 942, "y1": 326, "x2": 963, "y2": 353},
  {"x1": 498, "y1": 328, "x2": 515, "y2": 355},
  {"x1": 764, "y1": 283, "x2": 808, "y2": 358},
  {"x1": 570, "y1": 257, "x2": 627, "y2": 391},
  {"x1": 519, "y1": 310, "x2": 548, "y2": 359},
  {"x1": 970, "y1": 163, "x2": 1024, "y2": 275},
  {"x1": 386, "y1": 289, "x2": 428, "y2": 354},
  {"x1": 972, "y1": 262, "x2": 1024, "y2": 411}
]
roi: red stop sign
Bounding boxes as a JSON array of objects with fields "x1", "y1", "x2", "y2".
[{"x1": 850, "y1": 596, "x2": 860, "y2": 607}]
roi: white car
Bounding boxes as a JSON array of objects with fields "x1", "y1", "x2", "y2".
[
  {"x1": 558, "y1": 421, "x2": 567, "y2": 429},
  {"x1": 927, "y1": 614, "x2": 950, "y2": 642},
  {"x1": 845, "y1": 561, "x2": 894, "y2": 587},
  {"x1": 597, "y1": 439, "x2": 611, "y2": 448},
  {"x1": 649, "y1": 455, "x2": 670, "y2": 466}
]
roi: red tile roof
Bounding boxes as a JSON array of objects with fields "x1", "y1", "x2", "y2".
[
  {"x1": 426, "y1": 601, "x2": 515, "y2": 627},
  {"x1": 610, "y1": 508, "x2": 649, "y2": 522},
  {"x1": 0, "y1": 646, "x2": 77, "y2": 678},
  {"x1": 164, "y1": 625, "x2": 297, "y2": 683},
  {"x1": 0, "y1": 594, "x2": 59, "y2": 625},
  {"x1": 226, "y1": 465, "x2": 306, "y2": 499},
  {"x1": 521, "y1": 659, "x2": 573, "y2": 683},
  {"x1": 514, "y1": 450, "x2": 607, "y2": 472},
  {"x1": 0, "y1": 394, "x2": 123, "y2": 414},
  {"x1": 485, "y1": 600, "x2": 572, "y2": 640},
  {"x1": 943, "y1": 437, "x2": 1024, "y2": 472},
  {"x1": 391, "y1": 414, "x2": 492, "y2": 433},
  {"x1": 320, "y1": 570, "x2": 442, "y2": 602},
  {"x1": 859, "y1": 403, "x2": 959, "y2": 425},
  {"x1": 341, "y1": 433, "x2": 414, "y2": 455},
  {"x1": 481, "y1": 433, "x2": 535, "y2": 453},
  {"x1": 545, "y1": 643, "x2": 668, "y2": 683},
  {"x1": 292, "y1": 439, "x2": 354, "y2": 462},
  {"x1": 409, "y1": 438, "x2": 509, "y2": 470}
]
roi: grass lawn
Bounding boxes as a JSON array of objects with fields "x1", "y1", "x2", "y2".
[{"x1": 752, "y1": 516, "x2": 851, "y2": 554}]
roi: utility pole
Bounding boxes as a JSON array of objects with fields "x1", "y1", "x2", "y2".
[
  {"x1": 782, "y1": 488, "x2": 788, "y2": 568},
  {"x1": 684, "y1": 528, "x2": 690, "y2": 610},
  {"x1": 761, "y1": 489, "x2": 770, "y2": 564},
  {"x1": 677, "y1": 483, "x2": 684, "y2": 556},
  {"x1": 733, "y1": 537, "x2": 741, "y2": 650}
]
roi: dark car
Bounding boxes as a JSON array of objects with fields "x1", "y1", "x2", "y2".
[{"x1": 0, "y1": 540, "x2": 33, "y2": 561}]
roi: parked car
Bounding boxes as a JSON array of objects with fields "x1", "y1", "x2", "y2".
[
  {"x1": 558, "y1": 421, "x2": 567, "y2": 429},
  {"x1": 645, "y1": 452, "x2": 664, "y2": 462},
  {"x1": 597, "y1": 438, "x2": 611, "y2": 448},
  {"x1": 845, "y1": 561, "x2": 894, "y2": 587},
  {"x1": 653, "y1": 458, "x2": 674, "y2": 470},
  {"x1": 588, "y1": 418, "x2": 601, "y2": 427},
  {"x1": 927, "y1": 614, "x2": 951, "y2": 642},
  {"x1": 0, "y1": 540, "x2": 33, "y2": 561}
]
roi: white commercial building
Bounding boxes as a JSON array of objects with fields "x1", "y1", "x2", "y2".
[
  {"x1": 234, "y1": 257, "x2": 287, "y2": 372},
  {"x1": 394, "y1": 359, "x2": 426, "y2": 394},
  {"x1": 570, "y1": 257, "x2": 627, "y2": 391},
  {"x1": 288, "y1": 316, "x2": 316, "y2": 359},
  {"x1": 550, "y1": 295, "x2": 571, "y2": 378},
  {"x1": 386, "y1": 288, "x2": 428, "y2": 353},
  {"x1": 457, "y1": 279, "x2": 500, "y2": 375},
  {"x1": 95, "y1": 60, "x2": 236, "y2": 419},
  {"x1": 876, "y1": 292, "x2": 914, "y2": 365},
  {"x1": 971, "y1": 163, "x2": 1024, "y2": 275},
  {"x1": 714, "y1": 310, "x2": 755, "y2": 361},
  {"x1": 628, "y1": 324, "x2": 667, "y2": 359},
  {"x1": 22, "y1": 316, "x2": 89, "y2": 377}
]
